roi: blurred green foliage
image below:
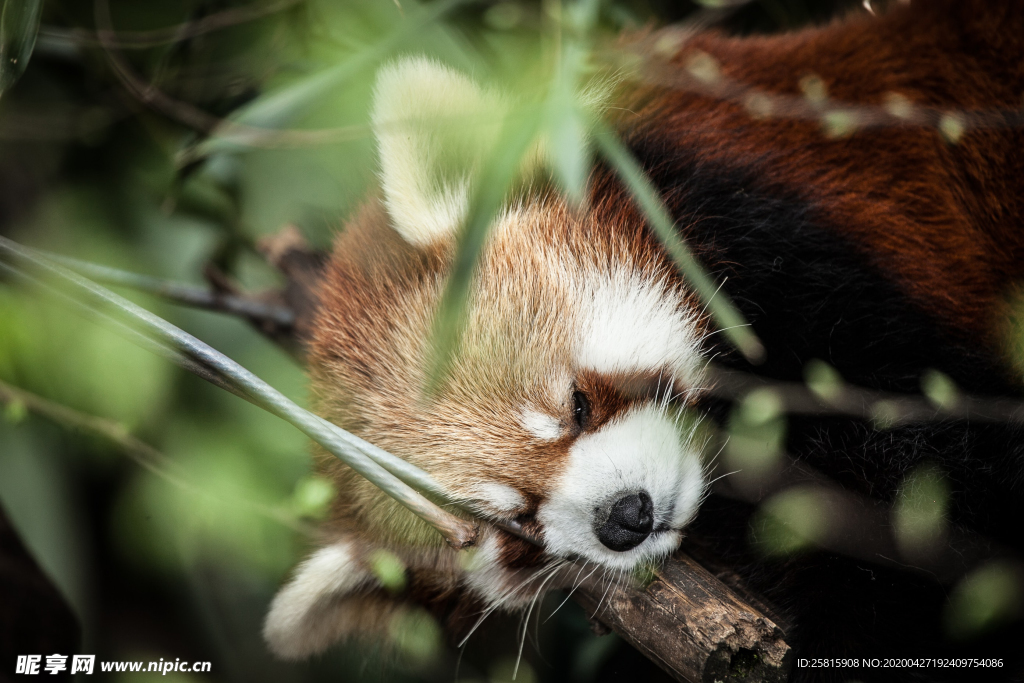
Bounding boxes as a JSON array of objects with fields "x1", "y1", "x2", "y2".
[
  {"x1": 946, "y1": 562, "x2": 1024, "y2": 640},
  {"x1": 0, "y1": 0, "x2": 873, "y2": 680},
  {"x1": 725, "y1": 387, "x2": 786, "y2": 485},
  {"x1": 892, "y1": 463, "x2": 949, "y2": 561},
  {"x1": 751, "y1": 486, "x2": 829, "y2": 556},
  {"x1": 0, "y1": 0, "x2": 43, "y2": 94}
]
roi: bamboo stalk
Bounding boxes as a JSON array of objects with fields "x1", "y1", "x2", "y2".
[{"x1": 46, "y1": 252, "x2": 295, "y2": 327}]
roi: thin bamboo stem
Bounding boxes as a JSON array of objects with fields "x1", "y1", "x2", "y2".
[{"x1": 44, "y1": 252, "x2": 294, "y2": 326}]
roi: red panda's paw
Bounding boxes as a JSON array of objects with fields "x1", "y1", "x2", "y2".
[
  {"x1": 263, "y1": 539, "x2": 401, "y2": 660},
  {"x1": 264, "y1": 532, "x2": 560, "y2": 657}
]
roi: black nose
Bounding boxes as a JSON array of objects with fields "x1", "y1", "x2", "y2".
[{"x1": 596, "y1": 491, "x2": 654, "y2": 552}]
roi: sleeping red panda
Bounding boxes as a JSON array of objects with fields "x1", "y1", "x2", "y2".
[{"x1": 265, "y1": 0, "x2": 1024, "y2": 675}]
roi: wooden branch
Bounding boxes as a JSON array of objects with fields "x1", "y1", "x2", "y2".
[
  {"x1": 575, "y1": 550, "x2": 791, "y2": 683},
  {"x1": 254, "y1": 226, "x2": 792, "y2": 682}
]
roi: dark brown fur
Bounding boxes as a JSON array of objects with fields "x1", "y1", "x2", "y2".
[{"x1": 613, "y1": 0, "x2": 1024, "y2": 348}]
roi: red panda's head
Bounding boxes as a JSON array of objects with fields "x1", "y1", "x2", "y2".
[{"x1": 264, "y1": 58, "x2": 710, "y2": 658}]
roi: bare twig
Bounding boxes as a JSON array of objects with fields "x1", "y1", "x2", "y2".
[
  {"x1": 707, "y1": 364, "x2": 1024, "y2": 426},
  {"x1": 91, "y1": 0, "x2": 368, "y2": 146},
  {"x1": 45, "y1": 252, "x2": 295, "y2": 327},
  {"x1": 42, "y1": 0, "x2": 301, "y2": 50},
  {"x1": 613, "y1": 32, "x2": 1024, "y2": 137}
]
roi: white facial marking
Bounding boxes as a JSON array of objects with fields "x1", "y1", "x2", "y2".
[
  {"x1": 462, "y1": 534, "x2": 512, "y2": 606},
  {"x1": 537, "y1": 405, "x2": 705, "y2": 571},
  {"x1": 263, "y1": 541, "x2": 372, "y2": 659},
  {"x1": 520, "y1": 407, "x2": 562, "y2": 441},
  {"x1": 468, "y1": 481, "x2": 526, "y2": 513},
  {"x1": 576, "y1": 267, "x2": 702, "y2": 386}
]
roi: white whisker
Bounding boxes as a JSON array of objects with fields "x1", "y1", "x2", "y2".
[
  {"x1": 513, "y1": 562, "x2": 564, "y2": 679},
  {"x1": 544, "y1": 561, "x2": 593, "y2": 623}
]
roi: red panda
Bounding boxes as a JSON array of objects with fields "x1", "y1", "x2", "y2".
[{"x1": 265, "y1": 0, "x2": 1024, "y2": 675}]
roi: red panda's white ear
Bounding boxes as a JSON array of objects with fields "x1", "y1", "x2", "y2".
[
  {"x1": 371, "y1": 57, "x2": 509, "y2": 248},
  {"x1": 263, "y1": 540, "x2": 398, "y2": 659}
]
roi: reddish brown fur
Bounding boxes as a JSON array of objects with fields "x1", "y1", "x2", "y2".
[
  {"x1": 308, "y1": 192, "x2": 702, "y2": 538},
  {"x1": 281, "y1": 0, "x2": 1024, "y2": 662},
  {"x1": 616, "y1": 0, "x2": 1024, "y2": 346},
  {"x1": 307, "y1": 0, "x2": 1024, "y2": 559}
]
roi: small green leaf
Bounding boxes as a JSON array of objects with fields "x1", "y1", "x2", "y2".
[
  {"x1": 726, "y1": 400, "x2": 786, "y2": 486},
  {"x1": 631, "y1": 560, "x2": 657, "y2": 588},
  {"x1": 883, "y1": 92, "x2": 915, "y2": 120},
  {"x1": 744, "y1": 92, "x2": 774, "y2": 119},
  {"x1": 388, "y1": 609, "x2": 442, "y2": 664},
  {"x1": 458, "y1": 546, "x2": 483, "y2": 571},
  {"x1": 369, "y1": 549, "x2": 407, "y2": 593},
  {"x1": 798, "y1": 73, "x2": 828, "y2": 105},
  {"x1": 939, "y1": 113, "x2": 966, "y2": 143},
  {"x1": 870, "y1": 399, "x2": 902, "y2": 430},
  {"x1": 804, "y1": 359, "x2": 843, "y2": 402},
  {"x1": 291, "y1": 476, "x2": 335, "y2": 519},
  {"x1": 739, "y1": 388, "x2": 784, "y2": 426},
  {"x1": 753, "y1": 487, "x2": 829, "y2": 556},
  {"x1": 0, "y1": 0, "x2": 43, "y2": 96},
  {"x1": 425, "y1": 107, "x2": 544, "y2": 394},
  {"x1": 3, "y1": 397, "x2": 27, "y2": 424},
  {"x1": 821, "y1": 110, "x2": 858, "y2": 138},
  {"x1": 921, "y1": 369, "x2": 958, "y2": 410},
  {"x1": 652, "y1": 33, "x2": 682, "y2": 58},
  {"x1": 893, "y1": 464, "x2": 948, "y2": 559},
  {"x1": 684, "y1": 51, "x2": 721, "y2": 84},
  {"x1": 945, "y1": 562, "x2": 1022, "y2": 639}
]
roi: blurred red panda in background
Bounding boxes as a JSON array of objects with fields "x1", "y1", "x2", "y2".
[{"x1": 264, "y1": 0, "x2": 1024, "y2": 678}]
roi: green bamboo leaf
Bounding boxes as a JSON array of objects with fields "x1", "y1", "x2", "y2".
[
  {"x1": 546, "y1": 92, "x2": 589, "y2": 203},
  {"x1": 593, "y1": 122, "x2": 766, "y2": 364},
  {"x1": 425, "y1": 108, "x2": 543, "y2": 394},
  {"x1": 567, "y1": 0, "x2": 601, "y2": 30},
  {"x1": 544, "y1": 0, "x2": 599, "y2": 204},
  {"x1": 0, "y1": 0, "x2": 43, "y2": 96},
  {"x1": 545, "y1": 36, "x2": 591, "y2": 203}
]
